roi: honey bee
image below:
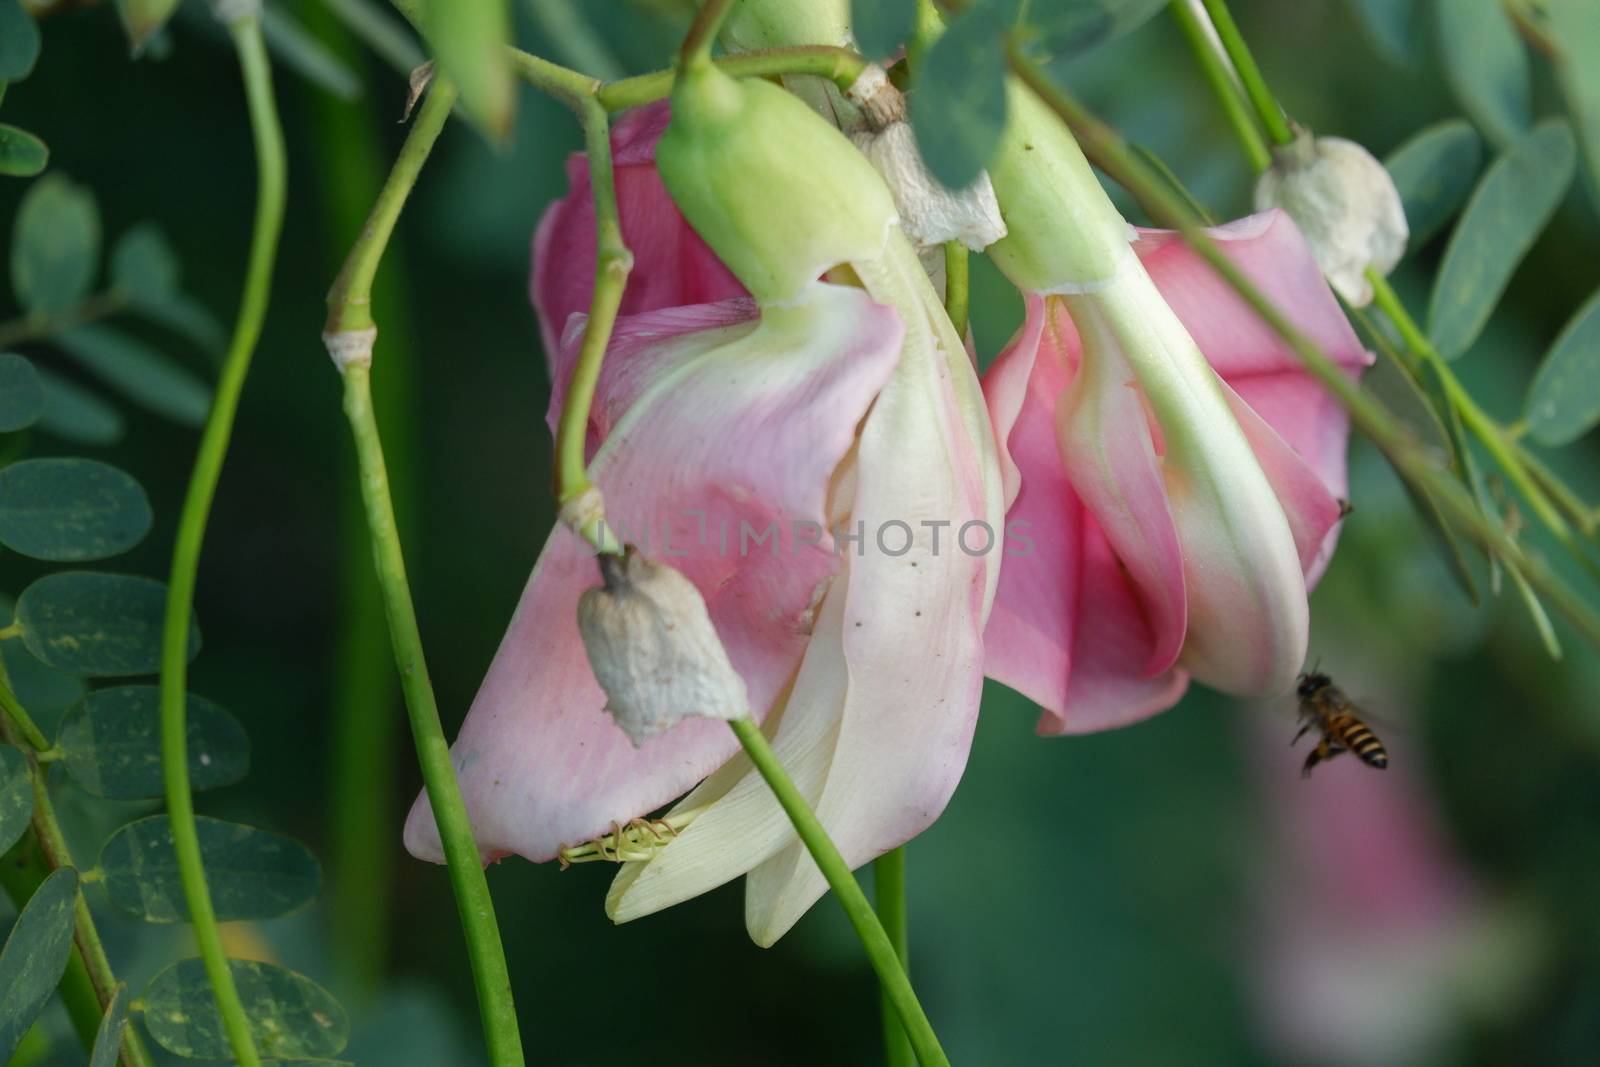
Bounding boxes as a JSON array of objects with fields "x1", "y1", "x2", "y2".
[{"x1": 1293, "y1": 671, "x2": 1389, "y2": 777}]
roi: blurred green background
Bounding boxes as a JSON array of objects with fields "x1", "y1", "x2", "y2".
[{"x1": 3, "y1": 1, "x2": 1599, "y2": 1064}]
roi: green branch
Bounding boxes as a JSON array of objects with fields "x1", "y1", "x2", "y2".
[
  {"x1": 1198, "y1": 0, "x2": 1292, "y2": 146},
  {"x1": 728, "y1": 718, "x2": 950, "y2": 1067},
  {"x1": 326, "y1": 75, "x2": 525, "y2": 1067},
  {"x1": 1007, "y1": 50, "x2": 1600, "y2": 652},
  {"x1": 157, "y1": 15, "x2": 286, "y2": 1067},
  {"x1": 0, "y1": 664, "x2": 155, "y2": 1067},
  {"x1": 596, "y1": 46, "x2": 868, "y2": 112},
  {"x1": 1168, "y1": 0, "x2": 1270, "y2": 171}
]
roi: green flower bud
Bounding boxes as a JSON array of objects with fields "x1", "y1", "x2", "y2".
[{"x1": 657, "y1": 61, "x2": 897, "y2": 305}]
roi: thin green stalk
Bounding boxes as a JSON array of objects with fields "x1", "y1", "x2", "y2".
[
  {"x1": 325, "y1": 82, "x2": 457, "y2": 332},
  {"x1": 0, "y1": 667, "x2": 155, "y2": 1067},
  {"x1": 0, "y1": 291, "x2": 125, "y2": 350},
  {"x1": 942, "y1": 242, "x2": 970, "y2": 339},
  {"x1": 727, "y1": 718, "x2": 949, "y2": 1067},
  {"x1": 1168, "y1": 0, "x2": 1270, "y2": 171},
  {"x1": 555, "y1": 99, "x2": 630, "y2": 516},
  {"x1": 326, "y1": 76, "x2": 524, "y2": 1067},
  {"x1": 300, "y1": 0, "x2": 419, "y2": 998},
  {"x1": 157, "y1": 16, "x2": 286, "y2": 1067},
  {"x1": 874, "y1": 848, "x2": 914, "y2": 1067},
  {"x1": 595, "y1": 47, "x2": 868, "y2": 111},
  {"x1": 1007, "y1": 50, "x2": 1600, "y2": 651},
  {"x1": 1198, "y1": 0, "x2": 1292, "y2": 146},
  {"x1": 340, "y1": 364, "x2": 525, "y2": 1067},
  {"x1": 681, "y1": 0, "x2": 736, "y2": 68}
]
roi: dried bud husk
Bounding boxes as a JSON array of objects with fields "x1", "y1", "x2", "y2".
[
  {"x1": 577, "y1": 548, "x2": 748, "y2": 746},
  {"x1": 846, "y1": 73, "x2": 1006, "y2": 253},
  {"x1": 1254, "y1": 133, "x2": 1408, "y2": 307}
]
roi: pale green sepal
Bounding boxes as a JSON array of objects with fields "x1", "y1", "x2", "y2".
[
  {"x1": 986, "y1": 81, "x2": 1130, "y2": 293},
  {"x1": 658, "y1": 63, "x2": 898, "y2": 305}
]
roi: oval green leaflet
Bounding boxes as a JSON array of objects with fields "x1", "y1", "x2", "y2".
[
  {"x1": 0, "y1": 124, "x2": 47, "y2": 179},
  {"x1": 53, "y1": 324, "x2": 212, "y2": 428},
  {"x1": 14, "y1": 571, "x2": 200, "y2": 677},
  {"x1": 34, "y1": 368, "x2": 125, "y2": 447},
  {"x1": 10, "y1": 174, "x2": 100, "y2": 318},
  {"x1": 0, "y1": 353, "x2": 44, "y2": 433},
  {"x1": 55, "y1": 685, "x2": 248, "y2": 799},
  {"x1": 89, "y1": 983, "x2": 131, "y2": 1067},
  {"x1": 912, "y1": 4, "x2": 1008, "y2": 190},
  {"x1": 1525, "y1": 286, "x2": 1600, "y2": 446},
  {"x1": 1436, "y1": 0, "x2": 1530, "y2": 149},
  {"x1": 99, "y1": 815, "x2": 321, "y2": 923},
  {"x1": 141, "y1": 958, "x2": 348, "y2": 1060},
  {"x1": 0, "y1": 745, "x2": 33, "y2": 856},
  {"x1": 0, "y1": 868, "x2": 79, "y2": 1065},
  {"x1": 1427, "y1": 120, "x2": 1577, "y2": 360},
  {"x1": 0, "y1": 458, "x2": 153, "y2": 562},
  {"x1": 1384, "y1": 119, "x2": 1481, "y2": 252}
]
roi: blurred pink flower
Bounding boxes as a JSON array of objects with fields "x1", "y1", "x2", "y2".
[
  {"x1": 1244, "y1": 716, "x2": 1505, "y2": 1065},
  {"x1": 981, "y1": 213, "x2": 1371, "y2": 735}
]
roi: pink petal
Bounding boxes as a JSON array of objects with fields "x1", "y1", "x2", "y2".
[
  {"x1": 530, "y1": 102, "x2": 744, "y2": 374},
  {"x1": 982, "y1": 297, "x2": 1189, "y2": 732},
  {"x1": 609, "y1": 245, "x2": 998, "y2": 942},
  {"x1": 746, "y1": 254, "x2": 996, "y2": 944},
  {"x1": 1134, "y1": 209, "x2": 1370, "y2": 502},
  {"x1": 1049, "y1": 295, "x2": 1188, "y2": 677},
  {"x1": 404, "y1": 285, "x2": 903, "y2": 864},
  {"x1": 1221, "y1": 379, "x2": 1346, "y2": 584}
]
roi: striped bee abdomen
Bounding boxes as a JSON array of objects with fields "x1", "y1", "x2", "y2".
[{"x1": 1328, "y1": 714, "x2": 1389, "y2": 768}]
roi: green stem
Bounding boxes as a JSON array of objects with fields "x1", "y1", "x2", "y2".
[
  {"x1": 300, "y1": 0, "x2": 419, "y2": 998},
  {"x1": 1198, "y1": 0, "x2": 1292, "y2": 146},
  {"x1": 157, "y1": 17, "x2": 286, "y2": 1067},
  {"x1": 325, "y1": 82, "x2": 457, "y2": 332},
  {"x1": 1169, "y1": 0, "x2": 1271, "y2": 171},
  {"x1": 554, "y1": 99, "x2": 631, "y2": 523},
  {"x1": 0, "y1": 291, "x2": 125, "y2": 350},
  {"x1": 1007, "y1": 50, "x2": 1600, "y2": 651},
  {"x1": 942, "y1": 242, "x2": 970, "y2": 340},
  {"x1": 341, "y1": 364, "x2": 525, "y2": 1067},
  {"x1": 327, "y1": 75, "x2": 525, "y2": 1067},
  {"x1": 873, "y1": 848, "x2": 914, "y2": 1067},
  {"x1": 726, "y1": 718, "x2": 949, "y2": 1067},
  {"x1": 0, "y1": 667, "x2": 155, "y2": 1067},
  {"x1": 681, "y1": 0, "x2": 736, "y2": 69},
  {"x1": 595, "y1": 47, "x2": 868, "y2": 111}
]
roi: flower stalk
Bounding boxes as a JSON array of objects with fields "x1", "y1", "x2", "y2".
[
  {"x1": 728, "y1": 717, "x2": 950, "y2": 1067},
  {"x1": 157, "y1": 14, "x2": 285, "y2": 1066},
  {"x1": 326, "y1": 75, "x2": 526, "y2": 1067}
]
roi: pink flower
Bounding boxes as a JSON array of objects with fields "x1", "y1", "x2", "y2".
[
  {"x1": 981, "y1": 212, "x2": 1372, "y2": 734},
  {"x1": 409, "y1": 75, "x2": 1003, "y2": 946}
]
